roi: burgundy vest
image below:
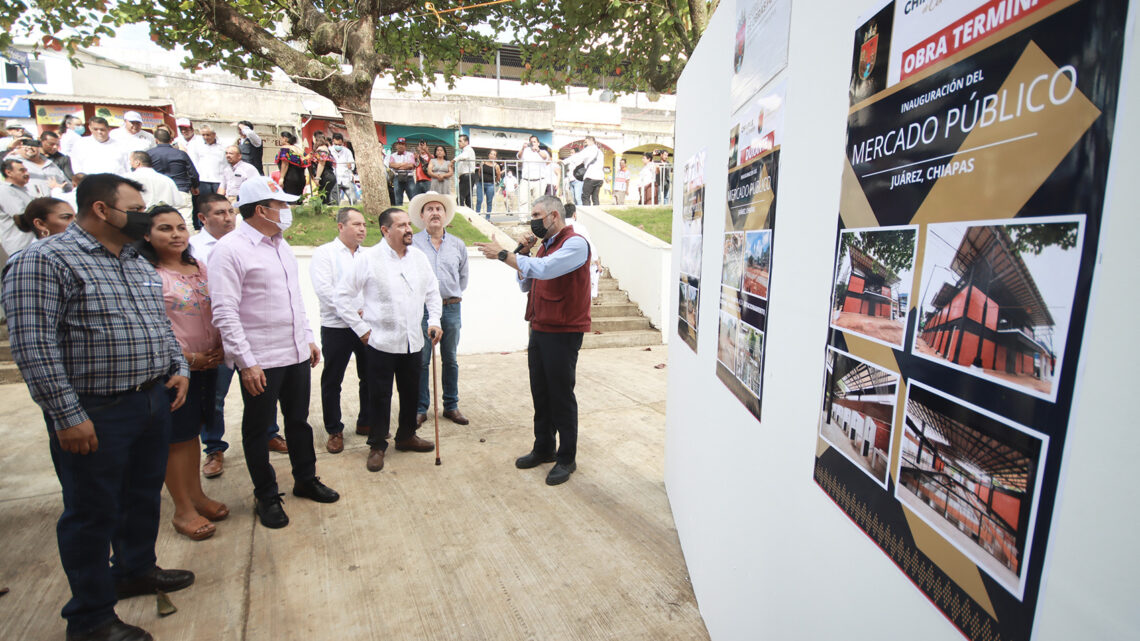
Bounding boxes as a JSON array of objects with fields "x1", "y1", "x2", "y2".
[{"x1": 525, "y1": 226, "x2": 592, "y2": 333}]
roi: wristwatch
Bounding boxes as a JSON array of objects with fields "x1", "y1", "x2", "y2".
[{"x1": 497, "y1": 249, "x2": 509, "y2": 261}]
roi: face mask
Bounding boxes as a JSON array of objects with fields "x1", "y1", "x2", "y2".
[
  {"x1": 530, "y1": 215, "x2": 549, "y2": 239},
  {"x1": 74, "y1": 126, "x2": 85, "y2": 135},
  {"x1": 333, "y1": 145, "x2": 343, "y2": 151},
  {"x1": 262, "y1": 206, "x2": 292, "y2": 232},
  {"x1": 110, "y1": 207, "x2": 152, "y2": 240}
]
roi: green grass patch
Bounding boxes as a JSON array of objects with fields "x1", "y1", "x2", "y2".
[
  {"x1": 285, "y1": 197, "x2": 491, "y2": 247},
  {"x1": 599, "y1": 205, "x2": 674, "y2": 244}
]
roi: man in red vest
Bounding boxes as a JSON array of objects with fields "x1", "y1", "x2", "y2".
[{"x1": 476, "y1": 195, "x2": 591, "y2": 485}]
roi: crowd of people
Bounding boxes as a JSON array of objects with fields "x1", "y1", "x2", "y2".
[{"x1": 1, "y1": 110, "x2": 598, "y2": 638}]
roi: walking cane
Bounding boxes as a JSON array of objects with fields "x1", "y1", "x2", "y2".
[{"x1": 432, "y1": 339, "x2": 442, "y2": 466}]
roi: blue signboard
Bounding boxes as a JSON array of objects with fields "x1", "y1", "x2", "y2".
[{"x1": 0, "y1": 89, "x2": 31, "y2": 118}]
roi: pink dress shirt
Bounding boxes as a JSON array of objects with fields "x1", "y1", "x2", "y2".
[
  {"x1": 207, "y1": 223, "x2": 314, "y2": 370},
  {"x1": 157, "y1": 264, "x2": 222, "y2": 354}
]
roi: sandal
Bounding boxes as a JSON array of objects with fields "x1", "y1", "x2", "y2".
[
  {"x1": 173, "y1": 516, "x2": 216, "y2": 541},
  {"x1": 195, "y1": 500, "x2": 230, "y2": 522}
]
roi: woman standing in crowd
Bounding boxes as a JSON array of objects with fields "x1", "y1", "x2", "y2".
[
  {"x1": 3, "y1": 197, "x2": 75, "y2": 276},
  {"x1": 311, "y1": 135, "x2": 338, "y2": 205},
  {"x1": 276, "y1": 131, "x2": 309, "y2": 198},
  {"x1": 428, "y1": 145, "x2": 453, "y2": 194},
  {"x1": 476, "y1": 150, "x2": 501, "y2": 217},
  {"x1": 58, "y1": 115, "x2": 84, "y2": 156},
  {"x1": 137, "y1": 205, "x2": 229, "y2": 541}
]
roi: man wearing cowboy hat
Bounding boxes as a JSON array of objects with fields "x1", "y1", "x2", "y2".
[
  {"x1": 332, "y1": 206, "x2": 442, "y2": 473},
  {"x1": 410, "y1": 191, "x2": 470, "y2": 427}
]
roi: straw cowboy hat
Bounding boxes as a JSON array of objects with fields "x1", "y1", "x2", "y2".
[{"x1": 409, "y1": 191, "x2": 456, "y2": 228}]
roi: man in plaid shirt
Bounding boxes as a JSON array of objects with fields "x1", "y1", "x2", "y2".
[{"x1": 2, "y1": 173, "x2": 194, "y2": 641}]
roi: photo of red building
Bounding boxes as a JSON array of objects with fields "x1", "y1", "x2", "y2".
[
  {"x1": 818, "y1": 348, "x2": 897, "y2": 486},
  {"x1": 830, "y1": 227, "x2": 917, "y2": 348},
  {"x1": 897, "y1": 383, "x2": 1046, "y2": 597},
  {"x1": 914, "y1": 219, "x2": 1083, "y2": 399}
]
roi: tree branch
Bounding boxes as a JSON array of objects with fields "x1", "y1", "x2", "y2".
[{"x1": 194, "y1": 0, "x2": 336, "y2": 81}]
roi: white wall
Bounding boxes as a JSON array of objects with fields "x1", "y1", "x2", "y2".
[
  {"x1": 576, "y1": 206, "x2": 671, "y2": 338},
  {"x1": 666, "y1": 2, "x2": 1140, "y2": 641}
]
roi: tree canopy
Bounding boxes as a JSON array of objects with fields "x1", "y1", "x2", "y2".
[{"x1": 840, "y1": 228, "x2": 917, "y2": 277}]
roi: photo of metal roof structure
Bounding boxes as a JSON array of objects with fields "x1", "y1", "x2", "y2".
[{"x1": 818, "y1": 348, "x2": 898, "y2": 486}]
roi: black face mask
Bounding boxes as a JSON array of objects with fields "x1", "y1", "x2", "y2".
[
  {"x1": 530, "y1": 215, "x2": 548, "y2": 239},
  {"x1": 107, "y1": 205, "x2": 152, "y2": 240}
]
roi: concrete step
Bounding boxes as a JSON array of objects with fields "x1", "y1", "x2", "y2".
[
  {"x1": 597, "y1": 278, "x2": 619, "y2": 291},
  {"x1": 0, "y1": 340, "x2": 9, "y2": 361},
  {"x1": 590, "y1": 302, "x2": 642, "y2": 318},
  {"x1": 591, "y1": 316, "x2": 653, "y2": 333},
  {"x1": 0, "y1": 363, "x2": 23, "y2": 385},
  {"x1": 582, "y1": 329, "x2": 662, "y2": 349},
  {"x1": 594, "y1": 289, "x2": 630, "y2": 304}
]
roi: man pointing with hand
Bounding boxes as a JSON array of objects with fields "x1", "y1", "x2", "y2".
[{"x1": 333, "y1": 207, "x2": 442, "y2": 473}]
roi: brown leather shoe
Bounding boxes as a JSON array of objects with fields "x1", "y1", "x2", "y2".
[
  {"x1": 355, "y1": 424, "x2": 370, "y2": 436},
  {"x1": 394, "y1": 435, "x2": 435, "y2": 452},
  {"x1": 326, "y1": 432, "x2": 344, "y2": 454},
  {"x1": 268, "y1": 436, "x2": 288, "y2": 453},
  {"x1": 366, "y1": 448, "x2": 385, "y2": 472},
  {"x1": 202, "y1": 452, "x2": 224, "y2": 479},
  {"x1": 416, "y1": 413, "x2": 427, "y2": 426},
  {"x1": 442, "y1": 409, "x2": 469, "y2": 425}
]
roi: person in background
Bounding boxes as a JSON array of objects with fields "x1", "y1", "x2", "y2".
[
  {"x1": 0, "y1": 159, "x2": 36, "y2": 256},
  {"x1": 331, "y1": 207, "x2": 441, "y2": 473},
  {"x1": 414, "y1": 140, "x2": 433, "y2": 197},
  {"x1": 4, "y1": 197, "x2": 75, "y2": 275},
  {"x1": 2, "y1": 173, "x2": 193, "y2": 641},
  {"x1": 475, "y1": 150, "x2": 501, "y2": 218},
  {"x1": 454, "y1": 134, "x2": 476, "y2": 208},
  {"x1": 235, "y1": 121, "x2": 263, "y2": 175},
  {"x1": 310, "y1": 134, "x2": 338, "y2": 205},
  {"x1": 148, "y1": 128, "x2": 200, "y2": 229},
  {"x1": 564, "y1": 136, "x2": 604, "y2": 206},
  {"x1": 659, "y1": 150, "x2": 673, "y2": 204},
  {"x1": 409, "y1": 192, "x2": 469, "y2": 427},
  {"x1": 329, "y1": 133, "x2": 357, "y2": 205},
  {"x1": 108, "y1": 111, "x2": 155, "y2": 153},
  {"x1": 173, "y1": 118, "x2": 202, "y2": 156},
  {"x1": 613, "y1": 157, "x2": 630, "y2": 205},
  {"x1": 135, "y1": 205, "x2": 229, "y2": 541},
  {"x1": 58, "y1": 116, "x2": 84, "y2": 157},
  {"x1": 219, "y1": 145, "x2": 259, "y2": 201},
  {"x1": 128, "y1": 151, "x2": 180, "y2": 210},
  {"x1": 209, "y1": 177, "x2": 339, "y2": 528},
  {"x1": 516, "y1": 135, "x2": 548, "y2": 220},
  {"x1": 638, "y1": 151, "x2": 658, "y2": 205},
  {"x1": 428, "y1": 145, "x2": 453, "y2": 195},
  {"x1": 310, "y1": 207, "x2": 370, "y2": 454},
  {"x1": 9, "y1": 138, "x2": 67, "y2": 197},
  {"x1": 275, "y1": 131, "x2": 309, "y2": 198},
  {"x1": 385, "y1": 137, "x2": 416, "y2": 206},
  {"x1": 192, "y1": 126, "x2": 227, "y2": 216},
  {"x1": 475, "y1": 195, "x2": 590, "y2": 486},
  {"x1": 40, "y1": 130, "x2": 74, "y2": 181},
  {"x1": 70, "y1": 118, "x2": 129, "y2": 177},
  {"x1": 55, "y1": 173, "x2": 86, "y2": 212},
  {"x1": 0, "y1": 122, "x2": 28, "y2": 152},
  {"x1": 503, "y1": 168, "x2": 519, "y2": 213}
]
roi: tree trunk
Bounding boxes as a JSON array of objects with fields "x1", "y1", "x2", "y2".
[{"x1": 337, "y1": 99, "x2": 390, "y2": 215}]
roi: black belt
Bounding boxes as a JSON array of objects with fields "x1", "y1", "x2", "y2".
[{"x1": 128, "y1": 376, "x2": 166, "y2": 393}]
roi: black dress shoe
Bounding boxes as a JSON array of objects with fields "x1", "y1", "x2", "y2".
[
  {"x1": 292, "y1": 477, "x2": 340, "y2": 503},
  {"x1": 115, "y1": 567, "x2": 195, "y2": 599},
  {"x1": 546, "y1": 462, "x2": 577, "y2": 485},
  {"x1": 67, "y1": 617, "x2": 152, "y2": 641},
  {"x1": 515, "y1": 451, "x2": 556, "y2": 469},
  {"x1": 256, "y1": 493, "x2": 289, "y2": 529}
]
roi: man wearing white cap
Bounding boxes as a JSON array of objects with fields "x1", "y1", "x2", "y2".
[
  {"x1": 109, "y1": 111, "x2": 155, "y2": 152},
  {"x1": 208, "y1": 176, "x2": 340, "y2": 528},
  {"x1": 409, "y1": 192, "x2": 470, "y2": 427}
]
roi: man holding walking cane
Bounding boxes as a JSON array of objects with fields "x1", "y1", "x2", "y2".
[{"x1": 332, "y1": 207, "x2": 442, "y2": 473}]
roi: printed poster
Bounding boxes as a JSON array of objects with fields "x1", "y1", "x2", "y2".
[
  {"x1": 93, "y1": 106, "x2": 165, "y2": 129},
  {"x1": 33, "y1": 103, "x2": 83, "y2": 126},
  {"x1": 815, "y1": 1, "x2": 1128, "y2": 640},
  {"x1": 730, "y1": 0, "x2": 793, "y2": 114},
  {"x1": 716, "y1": 81, "x2": 785, "y2": 420},
  {"x1": 677, "y1": 149, "x2": 706, "y2": 353}
]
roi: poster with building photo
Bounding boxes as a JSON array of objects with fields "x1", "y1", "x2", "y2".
[
  {"x1": 717, "y1": 82, "x2": 784, "y2": 420},
  {"x1": 677, "y1": 149, "x2": 707, "y2": 352},
  {"x1": 813, "y1": 1, "x2": 1128, "y2": 640}
]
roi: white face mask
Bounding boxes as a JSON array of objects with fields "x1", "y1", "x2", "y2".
[{"x1": 263, "y1": 206, "x2": 292, "y2": 232}]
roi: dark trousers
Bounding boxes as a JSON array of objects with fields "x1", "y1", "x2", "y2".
[
  {"x1": 50, "y1": 383, "x2": 171, "y2": 633},
  {"x1": 582, "y1": 178, "x2": 603, "y2": 206},
  {"x1": 365, "y1": 346, "x2": 421, "y2": 450},
  {"x1": 239, "y1": 361, "x2": 317, "y2": 500},
  {"x1": 320, "y1": 326, "x2": 369, "y2": 434},
  {"x1": 457, "y1": 173, "x2": 475, "y2": 208},
  {"x1": 393, "y1": 176, "x2": 416, "y2": 205},
  {"x1": 415, "y1": 180, "x2": 430, "y2": 197},
  {"x1": 527, "y1": 330, "x2": 583, "y2": 464},
  {"x1": 202, "y1": 365, "x2": 280, "y2": 454}
]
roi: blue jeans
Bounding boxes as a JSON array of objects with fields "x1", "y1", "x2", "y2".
[
  {"x1": 571, "y1": 180, "x2": 583, "y2": 205},
  {"x1": 202, "y1": 364, "x2": 279, "y2": 455},
  {"x1": 51, "y1": 383, "x2": 171, "y2": 633},
  {"x1": 392, "y1": 176, "x2": 416, "y2": 205},
  {"x1": 476, "y1": 182, "x2": 496, "y2": 215},
  {"x1": 418, "y1": 303, "x2": 461, "y2": 414}
]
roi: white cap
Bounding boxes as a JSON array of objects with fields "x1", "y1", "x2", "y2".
[
  {"x1": 237, "y1": 176, "x2": 300, "y2": 207},
  {"x1": 175, "y1": 117, "x2": 192, "y2": 128},
  {"x1": 123, "y1": 110, "x2": 143, "y2": 123}
]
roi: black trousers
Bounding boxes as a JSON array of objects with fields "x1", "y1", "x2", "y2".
[
  {"x1": 320, "y1": 326, "x2": 369, "y2": 435},
  {"x1": 582, "y1": 178, "x2": 603, "y2": 206},
  {"x1": 239, "y1": 361, "x2": 317, "y2": 500},
  {"x1": 457, "y1": 173, "x2": 475, "y2": 208},
  {"x1": 528, "y1": 330, "x2": 583, "y2": 464},
  {"x1": 364, "y1": 347, "x2": 421, "y2": 450}
]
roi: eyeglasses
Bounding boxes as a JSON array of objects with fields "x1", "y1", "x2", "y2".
[{"x1": 103, "y1": 204, "x2": 148, "y2": 215}]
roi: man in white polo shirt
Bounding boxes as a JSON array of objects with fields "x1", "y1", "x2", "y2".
[{"x1": 109, "y1": 111, "x2": 155, "y2": 153}]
